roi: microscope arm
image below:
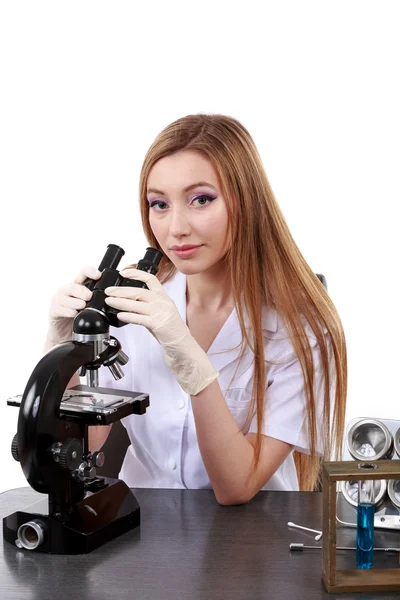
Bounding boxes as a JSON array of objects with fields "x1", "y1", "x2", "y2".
[{"x1": 18, "y1": 341, "x2": 94, "y2": 497}]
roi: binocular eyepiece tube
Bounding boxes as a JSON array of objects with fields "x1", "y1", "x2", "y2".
[{"x1": 72, "y1": 244, "x2": 163, "y2": 387}]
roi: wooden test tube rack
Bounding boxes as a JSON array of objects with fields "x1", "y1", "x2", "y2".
[{"x1": 322, "y1": 459, "x2": 400, "y2": 593}]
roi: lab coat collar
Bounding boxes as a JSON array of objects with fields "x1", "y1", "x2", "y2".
[{"x1": 165, "y1": 270, "x2": 278, "y2": 373}]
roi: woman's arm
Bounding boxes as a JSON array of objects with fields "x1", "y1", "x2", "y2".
[
  {"x1": 191, "y1": 379, "x2": 293, "y2": 506},
  {"x1": 66, "y1": 374, "x2": 112, "y2": 452},
  {"x1": 102, "y1": 268, "x2": 293, "y2": 500},
  {"x1": 88, "y1": 423, "x2": 112, "y2": 452}
]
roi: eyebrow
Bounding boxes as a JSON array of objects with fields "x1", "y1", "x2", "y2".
[{"x1": 146, "y1": 181, "x2": 217, "y2": 196}]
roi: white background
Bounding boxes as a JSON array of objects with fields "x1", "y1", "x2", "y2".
[{"x1": 0, "y1": 1, "x2": 399, "y2": 493}]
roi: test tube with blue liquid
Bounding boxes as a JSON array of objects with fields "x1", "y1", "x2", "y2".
[{"x1": 356, "y1": 478, "x2": 375, "y2": 569}]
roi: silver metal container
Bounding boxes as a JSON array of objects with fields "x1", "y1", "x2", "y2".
[
  {"x1": 393, "y1": 426, "x2": 400, "y2": 458},
  {"x1": 347, "y1": 418, "x2": 394, "y2": 461},
  {"x1": 387, "y1": 480, "x2": 400, "y2": 510},
  {"x1": 341, "y1": 479, "x2": 387, "y2": 510}
]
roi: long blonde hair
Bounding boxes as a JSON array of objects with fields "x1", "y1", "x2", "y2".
[{"x1": 134, "y1": 113, "x2": 347, "y2": 491}]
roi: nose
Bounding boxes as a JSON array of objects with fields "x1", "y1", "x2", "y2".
[{"x1": 168, "y1": 206, "x2": 191, "y2": 237}]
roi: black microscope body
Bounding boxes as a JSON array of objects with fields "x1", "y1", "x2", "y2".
[{"x1": 3, "y1": 244, "x2": 163, "y2": 554}]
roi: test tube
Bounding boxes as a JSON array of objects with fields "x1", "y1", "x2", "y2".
[{"x1": 356, "y1": 479, "x2": 375, "y2": 569}]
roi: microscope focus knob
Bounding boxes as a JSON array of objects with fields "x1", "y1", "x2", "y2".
[
  {"x1": 11, "y1": 434, "x2": 19, "y2": 462},
  {"x1": 92, "y1": 451, "x2": 105, "y2": 468},
  {"x1": 58, "y1": 438, "x2": 83, "y2": 471}
]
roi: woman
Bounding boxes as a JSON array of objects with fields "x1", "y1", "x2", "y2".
[{"x1": 45, "y1": 113, "x2": 347, "y2": 504}]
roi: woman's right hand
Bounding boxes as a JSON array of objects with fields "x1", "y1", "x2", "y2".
[{"x1": 45, "y1": 266, "x2": 102, "y2": 346}]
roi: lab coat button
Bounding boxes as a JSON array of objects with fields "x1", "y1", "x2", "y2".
[
  {"x1": 178, "y1": 400, "x2": 185, "y2": 409},
  {"x1": 168, "y1": 458, "x2": 177, "y2": 470}
]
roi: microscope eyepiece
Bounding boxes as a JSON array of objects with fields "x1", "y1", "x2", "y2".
[
  {"x1": 84, "y1": 244, "x2": 125, "y2": 292},
  {"x1": 98, "y1": 244, "x2": 125, "y2": 271},
  {"x1": 137, "y1": 247, "x2": 163, "y2": 273}
]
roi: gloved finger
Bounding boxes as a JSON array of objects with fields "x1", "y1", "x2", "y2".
[
  {"x1": 59, "y1": 283, "x2": 93, "y2": 302},
  {"x1": 119, "y1": 268, "x2": 163, "y2": 292},
  {"x1": 55, "y1": 294, "x2": 87, "y2": 311},
  {"x1": 104, "y1": 297, "x2": 152, "y2": 315},
  {"x1": 74, "y1": 266, "x2": 102, "y2": 285},
  {"x1": 116, "y1": 312, "x2": 152, "y2": 327},
  {"x1": 50, "y1": 306, "x2": 78, "y2": 319},
  {"x1": 104, "y1": 285, "x2": 154, "y2": 302}
]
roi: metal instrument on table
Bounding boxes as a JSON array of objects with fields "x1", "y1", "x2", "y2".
[{"x1": 290, "y1": 543, "x2": 400, "y2": 553}]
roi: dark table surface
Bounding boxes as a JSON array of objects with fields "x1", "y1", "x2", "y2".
[{"x1": 1, "y1": 486, "x2": 400, "y2": 600}]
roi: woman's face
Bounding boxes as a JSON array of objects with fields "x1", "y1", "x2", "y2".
[{"x1": 147, "y1": 150, "x2": 231, "y2": 275}]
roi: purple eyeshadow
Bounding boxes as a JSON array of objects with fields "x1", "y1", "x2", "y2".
[{"x1": 191, "y1": 193, "x2": 217, "y2": 200}]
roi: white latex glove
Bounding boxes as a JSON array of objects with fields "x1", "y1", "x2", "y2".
[
  {"x1": 104, "y1": 268, "x2": 219, "y2": 395},
  {"x1": 45, "y1": 266, "x2": 102, "y2": 348}
]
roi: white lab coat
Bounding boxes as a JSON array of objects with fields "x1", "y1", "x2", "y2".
[{"x1": 98, "y1": 269, "x2": 330, "y2": 491}]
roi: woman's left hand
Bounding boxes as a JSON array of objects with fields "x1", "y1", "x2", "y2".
[
  {"x1": 104, "y1": 268, "x2": 219, "y2": 395},
  {"x1": 105, "y1": 268, "x2": 187, "y2": 345}
]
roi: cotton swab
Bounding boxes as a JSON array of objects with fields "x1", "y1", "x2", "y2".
[{"x1": 287, "y1": 521, "x2": 323, "y2": 541}]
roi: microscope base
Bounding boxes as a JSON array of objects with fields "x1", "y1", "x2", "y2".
[{"x1": 3, "y1": 479, "x2": 140, "y2": 554}]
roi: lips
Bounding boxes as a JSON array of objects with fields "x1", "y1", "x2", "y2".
[
  {"x1": 171, "y1": 245, "x2": 201, "y2": 251},
  {"x1": 171, "y1": 245, "x2": 202, "y2": 258}
]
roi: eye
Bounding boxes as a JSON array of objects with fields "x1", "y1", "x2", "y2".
[
  {"x1": 148, "y1": 194, "x2": 216, "y2": 211},
  {"x1": 192, "y1": 194, "x2": 216, "y2": 207},
  {"x1": 149, "y1": 200, "x2": 168, "y2": 211}
]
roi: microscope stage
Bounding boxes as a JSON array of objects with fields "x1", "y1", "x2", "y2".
[{"x1": 7, "y1": 385, "x2": 149, "y2": 425}]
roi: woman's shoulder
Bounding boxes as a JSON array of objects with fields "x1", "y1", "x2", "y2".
[
  {"x1": 260, "y1": 306, "x2": 329, "y2": 365},
  {"x1": 262, "y1": 305, "x2": 328, "y2": 337}
]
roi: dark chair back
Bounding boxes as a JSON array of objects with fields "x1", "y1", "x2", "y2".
[{"x1": 315, "y1": 273, "x2": 327, "y2": 290}]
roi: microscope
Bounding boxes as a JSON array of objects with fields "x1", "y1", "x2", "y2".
[{"x1": 3, "y1": 244, "x2": 163, "y2": 554}]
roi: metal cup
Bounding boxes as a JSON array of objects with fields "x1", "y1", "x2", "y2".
[
  {"x1": 393, "y1": 427, "x2": 400, "y2": 459},
  {"x1": 347, "y1": 418, "x2": 394, "y2": 461},
  {"x1": 387, "y1": 480, "x2": 400, "y2": 510},
  {"x1": 341, "y1": 479, "x2": 387, "y2": 510}
]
